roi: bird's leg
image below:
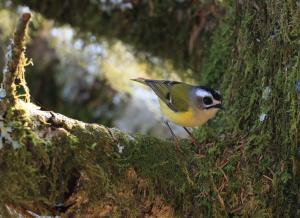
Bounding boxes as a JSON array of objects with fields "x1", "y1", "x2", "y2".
[
  {"x1": 183, "y1": 127, "x2": 200, "y2": 147},
  {"x1": 164, "y1": 121, "x2": 181, "y2": 151},
  {"x1": 183, "y1": 127, "x2": 194, "y2": 139},
  {"x1": 165, "y1": 121, "x2": 176, "y2": 138}
]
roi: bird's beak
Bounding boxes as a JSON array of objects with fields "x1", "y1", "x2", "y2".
[
  {"x1": 214, "y1": 104, "x2": 224, "y2": 109},
  {"x1": 205, "y1": 104, "x2": 223, "y2": 109}
]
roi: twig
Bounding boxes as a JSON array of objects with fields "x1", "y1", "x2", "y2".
[
  {"x1": 2, "y1": 13, "x2": 31, "y2": 105},
  {"x1": 210, "y1": 175, "x2": 226, "y2": 210}
]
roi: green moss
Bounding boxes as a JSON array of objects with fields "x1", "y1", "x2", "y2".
[
  {"x1": 199, "y1": 7, "x2": 234, "y2": 86},
  {"x1": 0, "y1": 108, "x2": 49, "y2": 211},
  {"x1": 200, "y1": 0, "x2": 300, "y2": 216}
]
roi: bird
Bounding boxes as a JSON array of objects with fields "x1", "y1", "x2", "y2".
[{"x1": 131, "y1": 78, "x2": 222, "y2": 143}]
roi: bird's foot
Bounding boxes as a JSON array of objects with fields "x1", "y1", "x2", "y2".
[
  {"x1": 189, "y1": 140, "x2": 204, "y2": 154},
  {"x1": 189, "y1": 138, "x2": 201, "y2": 147},
  {"x1": 173, "y1": 137, "x2": 183, "y2": 152},
  {"x1": 165, "y1": 121, "x2": 183, "y2": 152},
  {"x1": 183, "y1": 127, "x2": 203, "y2": 154}
]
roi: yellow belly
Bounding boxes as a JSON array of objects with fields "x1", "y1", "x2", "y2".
[{"x1": 159, "y1": 100, "x2": 218, "y2": 127}]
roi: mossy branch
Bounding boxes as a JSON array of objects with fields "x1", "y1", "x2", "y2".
[
  {"x1": 0, "y1": 14, "x2": 187, "y2": 217},
  {"x1": 2, "y1": 13, "x2": 31, "y2": 105}
]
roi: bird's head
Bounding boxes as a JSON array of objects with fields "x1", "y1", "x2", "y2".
[{"x1": 190, "y1": 86, "x2": 223, "y2": 111}]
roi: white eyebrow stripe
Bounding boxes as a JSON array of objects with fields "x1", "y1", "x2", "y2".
[{"x1": 195, "y1": 89, "x2": 211, "y2": 97}]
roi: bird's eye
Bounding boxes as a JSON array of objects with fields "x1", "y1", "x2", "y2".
[{"x1": 203, "y1": 96, "x2": 213, "y2": 105}]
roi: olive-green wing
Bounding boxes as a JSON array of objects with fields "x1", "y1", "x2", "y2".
[{"x1": 142, "y1": 79, "x2": 189, "y2": 112}]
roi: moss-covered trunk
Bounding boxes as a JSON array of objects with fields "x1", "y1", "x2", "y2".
[{"x1": 0, "y1": 0, "x2": 300, "y2": 217}]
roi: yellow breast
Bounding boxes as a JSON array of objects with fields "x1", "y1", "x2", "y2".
[{"x1": 159, "y1": 100, "x2": 219, "y2": 127}]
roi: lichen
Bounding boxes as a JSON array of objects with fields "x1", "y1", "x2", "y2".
[{"x1": 0, "y1": 118, "x2": 21, "y2": 149}]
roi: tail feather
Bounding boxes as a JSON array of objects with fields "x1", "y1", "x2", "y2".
[{"x1": 131, "y1": 77, "x2": 147, "y2": 85}]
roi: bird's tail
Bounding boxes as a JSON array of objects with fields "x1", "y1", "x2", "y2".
[{"x1": 131, "y1": 77, "x2": 147, "y2": 85}]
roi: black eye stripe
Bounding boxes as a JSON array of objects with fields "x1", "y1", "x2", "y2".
[
  {"x1": 203, "y1": 97, "x2": 213, "y2": 105},
  {"x1": 197, "y1": 86, "x2": 222, "y2": 101},
  {"x1": 212, "y1": 92, "x2": 221, "y2": 101}
]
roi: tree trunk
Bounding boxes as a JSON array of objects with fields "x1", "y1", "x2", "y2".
[{"x1": 1, "y1": 1, "x2": 300, "y2": 217}]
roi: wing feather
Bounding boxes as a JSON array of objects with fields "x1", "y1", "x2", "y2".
[{"x1": 142, "y1": 79, "x2": 189, "y2": 112}]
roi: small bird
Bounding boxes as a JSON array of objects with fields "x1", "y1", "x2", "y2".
[{"x1": 131, "y1": 78, "x2": 222, "y2": 141}]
